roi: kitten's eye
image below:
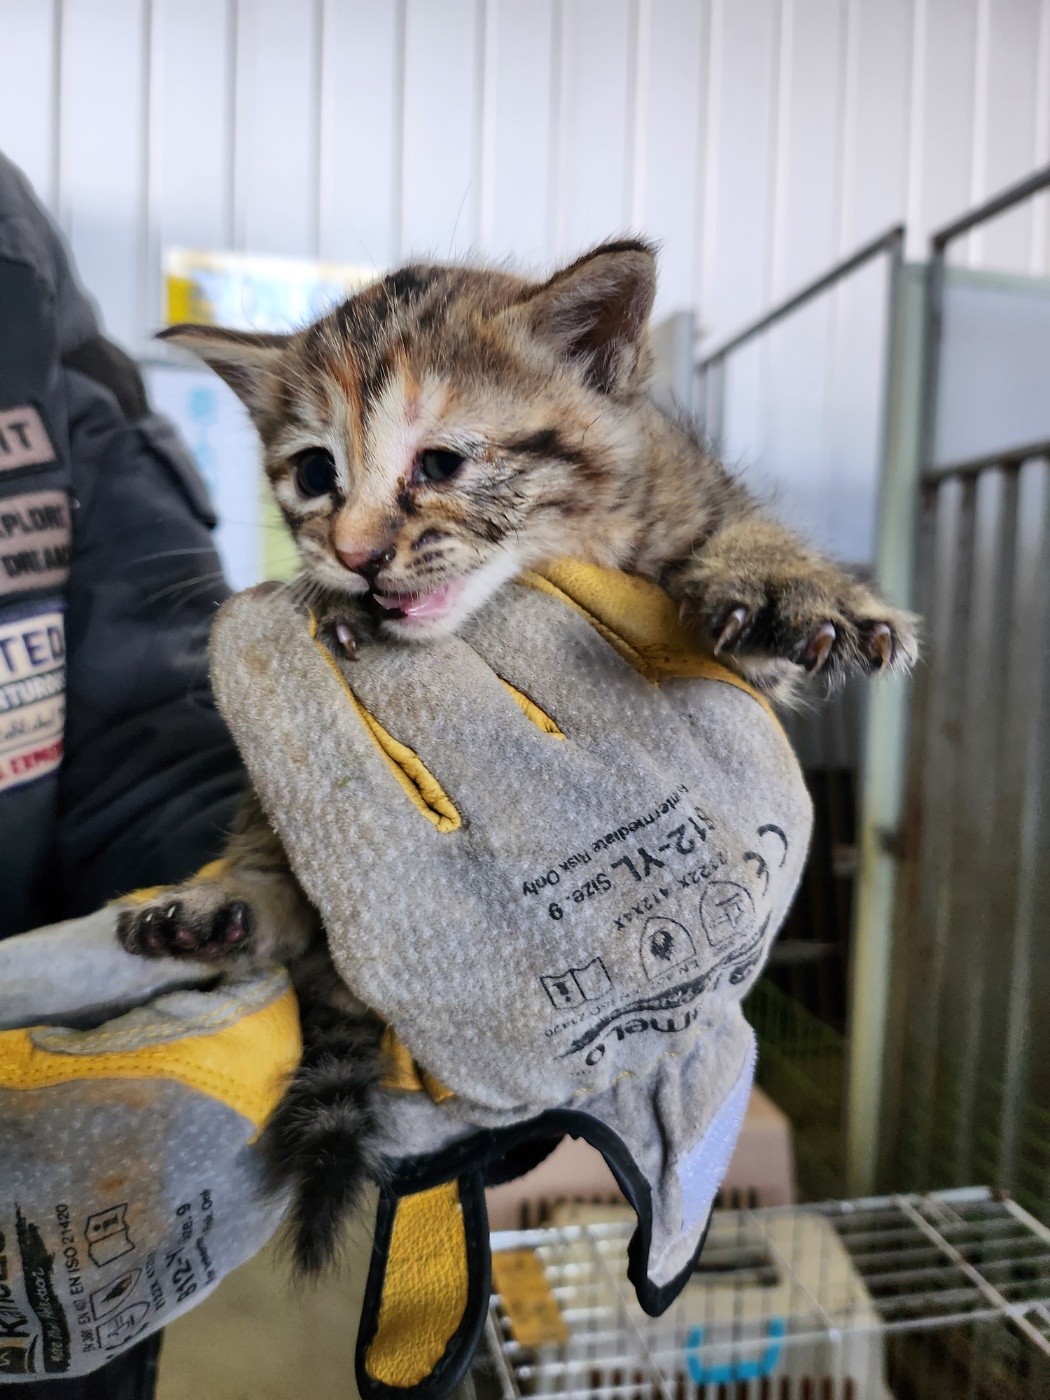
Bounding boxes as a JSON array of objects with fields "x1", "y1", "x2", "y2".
[
  {"x1": 293, "y1": 448, "x2": 337, "y2": 498},
  {"x1": 418, "y1": 448, "x2": 466, "y2": 483}
]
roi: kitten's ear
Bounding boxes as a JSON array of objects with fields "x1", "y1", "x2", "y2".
[
  {"x1": 520, "y1": 240, "x2": 656, "y2": 394},
  {"x1": 157, "y1": 324, "x2": 288, "y2": 413}
]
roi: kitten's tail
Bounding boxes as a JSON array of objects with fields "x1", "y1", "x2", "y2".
[{"x1": 261, "y1": 1004, "x2": 385, "y2": 1275}]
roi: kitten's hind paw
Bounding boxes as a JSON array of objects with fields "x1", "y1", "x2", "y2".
[{"x1": 117, "y1": 898, "x2": 253, "y2": 962}]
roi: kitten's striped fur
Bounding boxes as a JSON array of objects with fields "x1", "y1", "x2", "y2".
[{"x1": 121, "y1": 241, "x2": 916, "y2": 1270}]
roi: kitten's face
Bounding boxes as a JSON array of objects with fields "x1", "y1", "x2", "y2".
[{"x1": 162, "y1": 242, "x2": 656, "y2": 637}]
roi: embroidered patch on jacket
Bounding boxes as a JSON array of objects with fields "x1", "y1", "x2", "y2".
[
  {"x1": 0, "y1": 490, "x2": 71, "y2": 597},
  {"x1": 0, "y1": 407, "x2": 55, "y2": 474},
  {"x1": 0, "y1": 607, "x2": 65, "y2": 794}
]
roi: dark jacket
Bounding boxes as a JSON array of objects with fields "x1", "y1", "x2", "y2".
[{"x1": 0, "y1": 152, "x2": 244, "y2": 937}]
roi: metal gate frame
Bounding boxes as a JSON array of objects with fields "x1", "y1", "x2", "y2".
[
  {"x1": 691, "y1": 227, "x2": 913, "y2": 1197},
  {"x1": 849, "y1": 162, "x2": 1050, "y2": 1199},
  {"x1": 695, "y1": 224, "x2": 905, "y2": 458},
  {"x1": 691, "y1": 168, "x2": 1050, "y2": 1208}
]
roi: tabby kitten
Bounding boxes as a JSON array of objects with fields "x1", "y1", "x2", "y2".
[{"x1": 120, "y1": 240, "x2": 916, "y2": 1270}]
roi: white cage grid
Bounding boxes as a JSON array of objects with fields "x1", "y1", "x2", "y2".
[{"x1": 484, "y1": 1187, "x2": 1050, "y2": 1400}]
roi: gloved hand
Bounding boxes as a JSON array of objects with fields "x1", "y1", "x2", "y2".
[
  {"x1": 0, "y1": 907, "x2": 301, "y2": 1383},
  {"x1": 210, "y1": 560, "x2": 814, "y2": 1400}
]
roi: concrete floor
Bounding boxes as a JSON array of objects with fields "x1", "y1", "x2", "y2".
[
  {"x1": 155, "y1": 1204, "x2": 492, "y2": 1400},
  {"x1": 154, "y1": 1105, "x2": 786, "y2": 1398},
  {"x1": 156, "y1": 1202, "x2": 376, "y2": 1400}
]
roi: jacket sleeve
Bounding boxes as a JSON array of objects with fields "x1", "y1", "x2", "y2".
[{"x1": 55, "y1": 367, "x2": 246, "y2": 917}]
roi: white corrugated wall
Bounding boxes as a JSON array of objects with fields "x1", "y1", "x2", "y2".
[{"x1": 1, "y1": 0, "x2": 1049, "y2": 355}]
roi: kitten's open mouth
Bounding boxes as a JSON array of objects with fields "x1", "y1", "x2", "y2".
[{"x1": 371, "y1": 577, "x2": 469, "y2": 628}]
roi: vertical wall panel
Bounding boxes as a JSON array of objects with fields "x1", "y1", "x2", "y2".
[
  {"x1": 758, "y1": 0, "x2": 845, "y2": 552},
  {"x1": 555, "y1": 0, "x2": 634, "y2": 257},
  {"x1": 771, "y1": 0, "x2": 845, "y2": 296},
  {"x1": 319, "y1": 0, "x2": 403, "y2": 268},
  {"x1": 917, "y1": 0, "x2": 979, "y2": 242},
  {"x1": 149, "y1": 0, "x2": 234, "y2": 332},
  {"x1": 754, "y1": 301, "x2": 834, "y2": 550},
  {"x1": 1036, "y1": 0, "x2": 1050, "y2": 274},
  {"x1": 58, "y1": 0, "x2": 147, "y2": 347},
  {"x1": 825, "y1": 0, "x2": 911, "y2": 561},
  {"x1": 485, "y1": 0, "x2": 555, "y2": 265},
  {"x1": 699, "y1": 0, "x2": 781, "y2": 336},
  {"x1": 823, "y1": 256, "x2": 891, "y2": 560},
  {"x1": 0, "y1": 0, "x2": 59, "y2": 206},
  {"x1": 843, "y1": 0, "x2": 912, "y2": 249},
  {"x1": 151, "y1": 0, "x2": 233, "y2": 252},
  {"x1": 977, "y1": 0, "x2": 1042, "y2": 271},
  {"x1": 1033, "y1": 0, "x2": 1050, "y2": 276},
  {"x1": 400, "y1": 0, "x2": 481, "y2": 259},
  {"x1": 233, "y1": 0, "x2": 320, "y2": 258},
  {"x1": 8, "y1": 0, "x2": 1050, "y2": 353},
  {"x1": 640, "y1": 0, "x2": 706, "y2": 316}
]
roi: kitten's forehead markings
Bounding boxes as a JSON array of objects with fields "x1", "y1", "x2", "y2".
[
  {"x1": 367, "y1": 368, "x2": 451, "y2": 495},
  {"x1": 337, "y1": 369, "x2": 364, "y2": 477},
  {"x1": 318, "y1": 350, "x2": 366, "y2": 475},
  {"x1": 331, "y1": 377, "x2": 412, "y2": 553},
  {"x1": 403, "y1": 381, "x2": 422, "y2": 426}
]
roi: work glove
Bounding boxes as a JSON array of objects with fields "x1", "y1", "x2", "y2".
[
  {"x1": 0, "y1": 906, "x2": 301, "y2": 1383},
  {"x1": 211, "y1": 560, "x2": 813, "y2": 1400}
]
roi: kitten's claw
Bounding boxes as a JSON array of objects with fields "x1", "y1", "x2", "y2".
[
  {"x1": 118, "y1": 899, "x2": 254, "y2": 961},
  {"x1": 137, "y1": 910, "x2": 167, "y2": 955},
  {"x1": 334, "y1": 620, "x2": 358, "y2": 659},
  {"x1": 801, "y1": 623, "x2": 837, "y2": 673},
  {"x1": 866, "y1": 622, "x2": 893, "y2": 670},
  {"x1": 221, "y1": 901, "x2": 251, "y2": 945},
  {"x1": 669, "y1": 548, "x2": 918, "y2": 700},
  {"x1": 714, "y1": 606, "x2": 749, "y2": 654}
]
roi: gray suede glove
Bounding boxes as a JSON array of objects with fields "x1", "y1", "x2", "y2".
[{"x1": 209, "y1": 560, "x2": 812, "y2": 1400}]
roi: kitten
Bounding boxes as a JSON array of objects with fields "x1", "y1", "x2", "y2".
[{"x1": 120, "y1": 240, "x2": 916, "y2": 1270}]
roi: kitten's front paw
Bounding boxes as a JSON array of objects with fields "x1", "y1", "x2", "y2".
[
  {"x1": 680, "y1": 573, "x2": 918, "y2": 693},
  {"x1": 312, "y1": 605, "x2": 369, "y2": 662},
  {"x1": 321, "y1": 616, "x2": 361, "y2": 660},
  {"x1": 117, "y1": 898, "x2": 253, "y2": 961}
]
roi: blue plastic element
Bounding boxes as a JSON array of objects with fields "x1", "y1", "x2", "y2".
[{"x1": 685, "y1": 1316, "x2": 785, "y2": 1383}]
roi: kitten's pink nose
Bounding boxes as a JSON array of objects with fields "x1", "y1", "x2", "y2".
[{"x1": 335, "y1": 544, "x2": 396, "y2": 581}]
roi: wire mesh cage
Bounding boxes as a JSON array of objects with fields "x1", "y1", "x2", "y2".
[
  {"x1": 484, "y1": 1187, "x2": 1050, "y2": 1400},
  {"x1": 743, "y1": 979, "x2": 848, "y2": 1202}
]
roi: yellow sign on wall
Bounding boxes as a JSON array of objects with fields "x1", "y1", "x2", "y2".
[{"x1": 163, "y1": 249, "x2": 376, "y2": 333}]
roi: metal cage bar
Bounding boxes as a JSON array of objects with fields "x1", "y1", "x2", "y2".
[
  {"x1": 874, "y1": 162, "x2": 1050, "y2": 1219},
  {"x1": 689, "y1": 230, "x2": 912, "y2": 1202},
  {"x1": 485, "y1": 1189, "x2": 1050, "y2": 1399},
  {"x1": 694, "y1": 224, "x2": 904, "y2": 453}
]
